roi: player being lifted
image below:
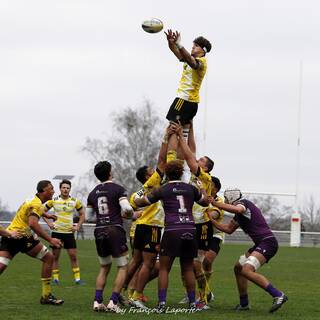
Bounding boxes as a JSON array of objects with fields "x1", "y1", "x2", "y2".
[
  {"x1": 0, "y1": 180, "x2": 64, "y2": 305},
  {"x1": 43, "y1": 179, "x2": 85, "y2": 285},
  {"x1": 87, "y1": 161, "x2": 133, "y2": 313},
  {"x1": 165, "y1": 29, "x2": 211, "y2": 141},
  {"x1": 211, "y1": 188, "x2": 288, "y2": 313}
]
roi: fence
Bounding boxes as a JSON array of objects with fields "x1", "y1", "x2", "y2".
[{"x1": 1, "y1": 220, "x2": 320, "y2": 247}]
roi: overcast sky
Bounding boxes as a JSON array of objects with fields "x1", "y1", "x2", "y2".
[{"x1": 0, "y1": 0, "x2": 319, "y2": 210}]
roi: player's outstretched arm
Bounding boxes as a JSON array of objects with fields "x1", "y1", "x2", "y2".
[
  {"x1": 211, "y1": 200, "x2": 245, "y2": 215},
  {"x1": 174, "y1": 123, "x2": 198, "y2": 174},
  {"x1": 165, "y1": 29, "x2": 183, "y2": 60},
  {"x1": 157, "y1": 125, "x2": 173, "y2": 172},
  {"x1": 173, "y1": 31, "x2": 199, "y2": 69}
]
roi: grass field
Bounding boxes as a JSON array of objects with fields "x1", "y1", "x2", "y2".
[{"x1": 0, "y1": 240, "x2": 319, "y2": 320}]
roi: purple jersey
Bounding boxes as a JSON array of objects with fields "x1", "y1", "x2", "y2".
[
  {"x1": 233, "y1": 199, "x2": 275, "y2": 244},
  {"x1": 147, "y1": 181, "x2": 202, "y2": 231},
  {"x1": 87, "y1": 181, "x2": 127, "y2": 227}
]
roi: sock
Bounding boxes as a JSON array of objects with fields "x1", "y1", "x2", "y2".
[
  {"x1": 240, "y1": 294, "x2": 249, "y2": 307},
  {"x1": 132, "y1": 290, "x2": 143, "y2": 301},
  {"x1": 187, "y1": 290, "x2": 196, "y2": 304},
  {"x1": 128, "y1": 288, "x2": 135, "y2": 299},
  {"x1": 166, "y1": 150, "x2": 177, "y2": 163},
  {"x1": 72, "y1": 267, "x2": 81, "y2": 282},
  {"x1": 182, "y1": 128, "x2": 189, "y2": 142},
  {"x1": 158, "y1": 289, "x2": 167, "y2": 304},
  {"x1": 265, "y1": 283, "x2": 282, "y2": 298},
  {"x1": 95, "y1": 289, "x2": 103, "y2": 303},
  {"x1": 52, "y1": 269, "x2": 59, "y2": 282},
  {"x1": 110, "y1": 292, "x2": 120, "y2": 304},
  {"x1": 41, "y1": 277, "x2": 52, "y2": 298},
  {"x1": 196, "y1": 274, "x2": 207, "y2": 302},
  {"x1": 204, "y1": 271, "x2": 213, "y2": 294}
]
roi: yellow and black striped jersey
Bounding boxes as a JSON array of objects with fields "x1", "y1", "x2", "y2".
[
  {"x1": 45, "y1": 196, "x2": 83, "y2": 233},
  {"x1": 190, "y1": 167, "x2": 212, "y2": 224},
  {"x1": 7, "y1": 195, "x2": 45, "y2": 236},
  {"x1": 177, "y1": 57, "x2": 207, "y2": 103},
  {"x1": 130, "y1": 169, "x2": 164, "y2": 227}
]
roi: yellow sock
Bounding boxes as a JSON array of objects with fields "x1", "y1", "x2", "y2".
[
  {"x1": 72, "y1": 267, "x2": 80, "y2": 281},
  {"x1": 41, "y1": 277, "x2": 51, "y2": 298},
  {"x1": 196, "y1": 274, "x2": 207, "y2": 303},
  {"x1": 205, "y1": 271, "x2": 213, "y2": 293},
  {"x1": 132, "y1": 290, "x2": 142, "y2": 301},
  {"x1": 52, "y1": 269, "x2": 59, "y2": 281},
  {"x1": 128, "y1": 288, "x2": 135, "y2": 299},
  {"x1": 166, "y1": 150, "x2": 177, "y2": 163}
]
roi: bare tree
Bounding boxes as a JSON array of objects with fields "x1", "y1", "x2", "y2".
[
  {"x1": 74, "y1": 100, "x2": 165, "y2": 198},
  {"x1": 300, "y1": 196, "x2": 320, "y2": 231}
]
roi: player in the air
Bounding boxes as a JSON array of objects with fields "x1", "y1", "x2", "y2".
[
  {"x1": 87, "y1": 161, "x2": 133, "y2": 313},
  {"x1": 43, "y1": 179, "x2": 85, "y2": 285},
  {"x1": 135, "y1": 160, "x2": 210, "y2": 313},
  {"x1": 165, "y1": 29, "x2": 211, "y2": 141},
  {"x1": 210, "y1": 188, "x2": 288, "y2": 313},
  {"x1": 0, "y1": 180, "x2": 64, "y2": 305}
]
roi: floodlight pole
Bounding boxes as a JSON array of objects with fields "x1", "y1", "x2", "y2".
[{"x1": 290, "y1": 60, "x2": 303, "y2": 247}]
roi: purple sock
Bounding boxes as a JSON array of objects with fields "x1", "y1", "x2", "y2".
[
  {"x1": 95, "y1": 289, "x2": 103, "y2": 303},
  {"x1": 158, "y1": 289, "x2": 167, "y2": 303},
  {"x1": 240, "y1": 294, "x2": 249, "y2": 307},
  {"x1": 187, "y1": 291, "x2": 196, "y2": 303},
  {"x1": 110, "y1": 292, "x2": 120, "y2": 304},
  {"x1": 265, "y1": 283, "x2": 282, "y2": 298}
]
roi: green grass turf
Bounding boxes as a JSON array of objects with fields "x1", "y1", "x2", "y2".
[{"x1": 0, "y1": 241, "x2": 319, "y2": 319}]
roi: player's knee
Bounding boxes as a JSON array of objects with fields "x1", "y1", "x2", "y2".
[
  {"x1": 241, "y1": 264, "x2": 256, "y2": 277},
  {"x1": 234, "y1": 263, "x2": 242, "y2": 275},
  {"x1": 37, "y1": 246, "x2": 51, "y2": 261},
  {"x1": 114, "y1": 255, "x2": 129, "y2": 267},
  {"x1": 0, "y1": 256, "x2": 11, "y2": 272}
]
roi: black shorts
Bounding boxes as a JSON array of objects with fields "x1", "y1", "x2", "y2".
[
  {"x1": 208, "y1": 237, "x2": 222, "y2": 254},
  {"x1": 166, "y1": 98, "x2": 198, "y2": 125},
  {"x1": 160, "y1": 229, "x2": 198, "y2": 258},
  {"x1": 94, "y1": 225, "x2": 128, "y2": 258},
  {"x1": 51, "y1": 232, "x2": 76, "y2": 249},
  {"x1": 0, "y1": 235, "x2": 40, "y2": 257},
  {"x1": 196, "y1": 221, "x2": 213, "y2": 250},
  {"x1": 133, "y1": 224, "x2": 162, "y2": 253}
]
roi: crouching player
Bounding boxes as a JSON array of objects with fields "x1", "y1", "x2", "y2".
[
  {"x1": 211, "y1": 188, "x2": 288, "y2": 313},
  {"x1": 0, "y1": 180, "x2": 64, "y2": 305},
  {"x1": 87, "y1": 161, "x2": 133, "y2": 313}
]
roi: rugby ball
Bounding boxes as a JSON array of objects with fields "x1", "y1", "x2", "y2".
[{"x1": 142, "y1": 18, "x2": 163, "y2": 33}]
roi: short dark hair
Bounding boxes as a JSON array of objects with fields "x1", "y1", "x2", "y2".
[
  {"x1": 136, "y1": 166, "x2": 149, "y2": 184},
  {"x1": 194, "y1": 36, "x2": 212, "y2": 53},
  {"x1": 211, "y1": 176, "x2": 221, "y2": 192},
  {"x1": 37, "y1": 180, "x2": 52, "y2": 193},
  {"x1": 94, "y1": 161, "x2": 112, "y2": 182},
  {"x1": 165, "y1": 160, "x2": 184, "y2": 181},
  {"x1": 205, "y1": 156, "x2": 214, "y2": 173},
  {"x1": 59, "y1": 179, "x2": 71, "y2": 188}
]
